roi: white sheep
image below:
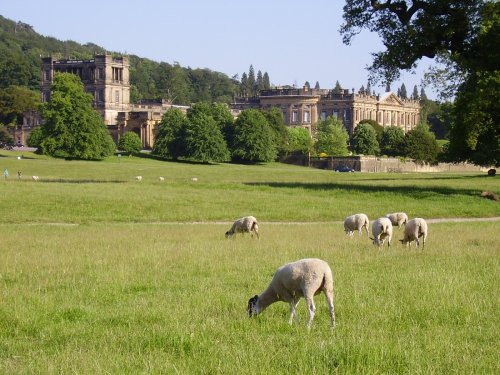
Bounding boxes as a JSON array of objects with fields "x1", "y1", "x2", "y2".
[
  {"x1": 385, "y1": 212, "x2": 408, "y2": 229},
  {"x1": 159, "y1": 177, "x2": 165, "y2": 181},
  {"x1": 191, "y1": 177, "x2": 198, "y2": 182},
  {"x1": 135, "y1": 176, "x2": 142, "y2": 181},
  {"x1": 247, "y1": 258, "x2": 336, "y2": 329},
  {"x1": 32, "y1": 176, "x2": 39, "y2": 181},
  {"x1": 370, "y1": 217, "x2": 393, "y2": 248},
  {"x1": 225, "y1": 216, "x2": 259, "y2": 239},
  {"x1": 344, "y1": 213, "x2": 369, "y2": 237},
  {"x1": 400, "y1": 218, "x2": 428, "y2": 248}
]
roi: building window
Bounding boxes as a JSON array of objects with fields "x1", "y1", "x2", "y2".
[
  {"x1": 115, "y1": 90, "x2": 119, "y2": 104},
  {"x1": 97, "y1": 68, "x2": 104, "y2": 80},
  {"x1": 282, "y1": 111, "x2": 287, "y2": 121},
  {"x1": 303, "y1": 111, "x2": 310, "y2": 123},
  {"x1": 333, "y1": 110, "x2": 338, "y2": 119},
  {"x1": 292, "y1": 110, "x2": 298, "y2": 123},
  {"x1": 44, "y1": 70, "x2": 51, "y2": 82},
  {"x1": 321, "y1": 111, "x2": 327, "y2": 121}
]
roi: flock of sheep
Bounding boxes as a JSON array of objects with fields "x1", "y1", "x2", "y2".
[{"x1": 227, "y1": 212, "x2": 428, "y2": 329}]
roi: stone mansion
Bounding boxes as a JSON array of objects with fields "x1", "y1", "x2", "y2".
[{"x1": 17, "y1": 55, "x2": 420, "y2": 147}]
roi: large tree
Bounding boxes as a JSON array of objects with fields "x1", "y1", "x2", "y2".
[
  {"x1": 38, "y1": 73, "x2": 115, "y2": 160},
  {"x1": 341, "y1": 0, "x2": 499, "y2": 166},
  {"x1": 314, "y1": 116, "x2": 349, "y2": 156},
  {"x1": 0, "y1": 85, "x2": 39, "y2": 125},
  {"x1": 380, "y1": 126, "x2": 405, "y2": 156},
  {"x1": 231, "y1": 109, "x2": 277, "y2": 163},
  {"x1": 152, "y1": 107, "x2": 188, "y2": 160},
  {"x1": 351, "y1": 123, "x2": 380, "y2": 155},
  {"x1": 404, "y1": 124, "x2": 440, "y2": 164},
  {"x1": 285, "y1": 127, "x2": 314, "y2": 155}
]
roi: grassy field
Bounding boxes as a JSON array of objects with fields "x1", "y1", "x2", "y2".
[{"x1": 0, "y1": 151, "x2": 499, "y2": 374}]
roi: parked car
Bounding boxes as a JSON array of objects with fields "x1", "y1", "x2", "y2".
[{"x1": 334, "y1": 165, "x2": 355, "y2": 172}]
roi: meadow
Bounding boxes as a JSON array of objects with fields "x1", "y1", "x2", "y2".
[{"x1": 0, "y1": 150, "x2": 499, "y2": 374}]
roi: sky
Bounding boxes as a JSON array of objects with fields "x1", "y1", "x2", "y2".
[{"x1": 1, "y1": 0, "x2": 437, "y2": 98}]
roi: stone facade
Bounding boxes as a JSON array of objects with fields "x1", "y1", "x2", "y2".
[
  {"x1": 30, "y1": 55, "x2": 188, "y2": 148},
  {"x1": 232, "y1": 87, "x2": 421, "y2": 135}
]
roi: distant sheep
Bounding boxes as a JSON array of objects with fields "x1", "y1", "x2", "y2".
[
  {"x1": 191, "y1": 177, "x2": 198, "y2": 182},
  {"x1": 159, "y1": 177, "x2": 165, "y2": 182},
  {"x1": 247, "y1": 258, "x2": 336, "y2": 329},
  {"x1": 400, "y1": 218, "x2": 428, "y2": 248},
  {"x1": 32, "y1": 176, "x2": 39, "y2": 181},
  {"x1": 343, "y1": 213, "x2": 369, "y2": 237},
  {"x1": 480, "y1": 191, "x2": 499, "y2": 201},
  {"x1": 225, "y1": 216, "x2": 259, "y2": 239},
  {"x1": 135, "y1": 176, "x2": 142, "y2": 181},
  {"x1": 385, "y1": 212, "x2": 408, "y2": 229},
  {"x1": 370, "y1": 217, "x2": 393, "y2": 248}
]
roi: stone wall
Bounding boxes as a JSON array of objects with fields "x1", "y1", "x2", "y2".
[{"x1": 280, "y1": 155, "x2": 491, "y2": 173}]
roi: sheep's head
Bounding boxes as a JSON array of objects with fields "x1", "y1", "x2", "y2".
[
  {"x1": 225, "y1": 231, "x2": 232, "y2": 239},
  {"x1": 247, "y1": 295, "x2": 259, "y2": 317}
]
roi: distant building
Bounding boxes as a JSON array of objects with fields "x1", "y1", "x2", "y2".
[
  {"x1": 231, "y1": 86, "x2": 421, "y2": 135},
  {"x1": 18, "y1": 55, "x2": 188, "y2": 148}
]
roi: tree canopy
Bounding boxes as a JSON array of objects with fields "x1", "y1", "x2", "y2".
[
  {"x1": 380, "y1": 126, "x2": 405, "y2": 157},
  {"x1": 351, "y1": 123, "x2": 380, "y2": 155},
  {"x1": 38, "y1": 73, "x2": 115, "y2": 160},
  {"x1": 341, "y1": 0, "x2": 499, "y2": 166},
  {"x1": 314, "y1": 116, "x2": 349, "y2": 156},
  {"x1": 118, "y1": 131, "x2": 142, "y2": 155}
]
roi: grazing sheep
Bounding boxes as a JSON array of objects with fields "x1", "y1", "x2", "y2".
[
  {"x1": 225, "y1": 216, "x2": 259, "y2": 239},
  {"x1": 385, "y1": 212, "x2": 408, "y2": 229},
  {"x1": 32, "y1": 175, "x2": 39, "y2": 181},
  {"x1": 159, "y1": 177, "x2": 165, "y2": 182},
  {"x1": 370, "y1": 217, "x2": 393, "y2": 248},
  {"x1": 247, "y1": 258, "x2": 336, "y2": 329},
  {"x1": 135, "y1": 176, "x2": 142, "y2": 181},
  {"x1": 480, "y1": 191, "x2": 499, "y2": 201},
  {"x1": 191, "y1": 177, "x2": 198, "y2": 182},
  {"x1": 343, "y1": 213, "x2": 369, "y2": 237},
  {"x1": 400, "y1": 218, "x2": 428, "y2": 248}
]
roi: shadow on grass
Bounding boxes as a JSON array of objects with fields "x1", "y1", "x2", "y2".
[
  {"x1": 39, "y1": 179, "x2": 127, "y2": 184},
  {"x1": 244, "y1": 182, "x2": 480, "y2": 197}
]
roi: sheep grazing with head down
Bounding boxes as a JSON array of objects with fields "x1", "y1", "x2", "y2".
[
  {"x1": 344, "y1": 213, "x2": 369, "y2": 237},
  {"x1": 225, "y1": 216, "x2": 259, "y2": 239},
  {"x1": 370, "y1": 217, "x2": 393, "y2": 248},
  {"x1": 400, "y1": 218, "x2": 428, "y2": 248},
  {"x1": 247, "y1": 258, "x2": 336, "y2": 329},
  {"x1": 385, "y1": 212, "x2": 408, "y2": 229}
]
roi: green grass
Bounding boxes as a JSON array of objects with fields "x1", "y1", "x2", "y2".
[
  {"x1": 0, "y1": 151, "x2": 499, "y2": 223},
  {"x1": 0, "y1": 151, "x2": 499, "y2": 373}
]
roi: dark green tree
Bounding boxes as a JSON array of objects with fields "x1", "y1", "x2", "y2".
[
  {"x1": 0, "y1": 123, "x2": 14, "y2": 146},
  {"x1": 404, "y1": 124, "x2": 440, "y2": 164},
  {"x1": 0, "y1": 86, "x2": 40, "y2": 125},
  {"x1": 380, "y1": 126, "x2": 405, "y2": 156},
  {"x1": 315, "y1": 81, "x2": 320, "y2": 89},
  {"x1": 119, "y1": 131, "x2": 142, "y2": 155},
  {"x1": 231, "y1": 109, "x2": 277, "y2": 163},
  {"x1": 262, "y1": 107, "x2": 288, "y2": 156},
  {"x1": 358, "y1": 119, "x2": 383, "y2": 142},
  {"x1": 247, "y1": 65, "x2": 256, "y2": 96},
  {"x1": 38, "y1": 73, "x2": 115, "y2": 160},
  {"x1": 333, "y1": 81, "x2": 342, "y2": 94},
  {"x1": 314, "y1": 116, "x2": 349, "y2": 156},
  {"x1": 184, "y1": 110, "x2": 230, "y2": 163},
  {"x1": 27, "y1": 126, "x2": 43, "y2": 148},
  {"x1": 152, "y1": 107, "x2": 188, "y2": 160},
  {"x1": 351, "y1": 123, "x2": 380, "y2": 155},
  {"x1": 412, "y1": 85, "x2": 419, "y2": 100},
  {"x1": 256, "y1": 70, "x2": 264, "y2": 93},
  {"x1": 241, "y1": 72, "x2": 248, "y2": 96},
  {"x1": 263, "y1": 72, "x2": 271, "y2": 90},
  {"x1": 400, "y1": 83, "x2": 407, "y2": 99}
]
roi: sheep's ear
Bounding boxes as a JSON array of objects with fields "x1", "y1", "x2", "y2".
[{"x1": 369, "y1": 237, "x2": 374, "y2": 241}]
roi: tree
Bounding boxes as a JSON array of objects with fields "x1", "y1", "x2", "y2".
[
  {"x1": 256, "y1": 70, "x2": 264, "y2": 93},
  {"x1": 263, "y1": 72, "x2": 271, "y2": 90},
  {"x1": 351, "y1": 123, "x2": 380, "y2": 155},
  {"x1": 404, "y1": 124, "x2": 440, "y2": 164},
  {"x1": 285, "y1": 127, "x2": 313, "y2": 155},
  {"x1": 38, "y1": 73, "x2": 115, "y2": 160},
  {"x1": 380, "y1": 126, "x2": 405, "y2": 156},
  {"x1": 358, "y1": 119, "x2": 383, "y2": 142},
  {"x1": 385, "y1": 82, "x2": 391, "y2": 92},
  {"x1": 240, "y1": 72, "x2": 248, "y2": 96},
  {"x1": 119, "y1": 131, "x2": 142, "y2": 155},
  {"x1": 0, "y1": 123, "x2": 14, "y2": 147},
  {"x1": 152, "y1": 107, "x2": 188, "y2": 159},
  {"x1": 315, "y1": 81, "x2": 320, "y2": 90},
  {"x1": 248, "y1": 65, "x2": 256, "y2": 96},
  {"x1": 314, "y1": 116, "x2": 349, "y2": 156},
  {"x1": 333, "y1": 81, "x2": 342, "y2": 94},
  {"x1": 341, "y1": 0, "x2": 498, "y2": 166},
  {"x1": 184, "y1": 110, "x2": 230, "y2": 163},
  {"x1": 262, "y1": 107, "x2": 288, "y2": 156},
  {"x1": 366, "y1": 81, "x2": 372, "y2": 95},
  {"x1": 412, "y1": 85, "x2": 419, "y2": 100},
  {"x1": 304, "y1": 81, "x2": 311, "y2": 90},
  {"x1": 400, "y1": 83, "x2": 407, "y2": 99},
  {"x1": 0, "y1": 85, "x2": 39, "y2": 125},
  {"x1": 231, "y1": 109, "x2": 277, "y2": 163}
]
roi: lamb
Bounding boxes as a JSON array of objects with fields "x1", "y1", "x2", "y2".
[
  {"x1": 135, "y1": 176, "x2": 142, "y2": 181},
  {"x1": 385, "y1": 212, "x2": 408, "y2": 229},
  {"x1": 32, "y1": 176, "x2": 39, "y2": 181},
  {"x1": 370, "y1": 217, "x2": 393, "y2": 248},
  {"x1": 400, "y1": 218, "x2": 428, "y2": 248},
  {"x1": 343, "y1": 213, "x2": 369, "y2": 237},
  {"x1": 247, "y1": 258, "x2": 335, "y2": 329},
  {"x1": 225, "y1": 216, "x2": 259, "y2": 239}
]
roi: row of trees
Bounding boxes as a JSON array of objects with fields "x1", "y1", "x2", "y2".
[{"x1": 238, "y1": 65, "x2": 271, "y2": 97}]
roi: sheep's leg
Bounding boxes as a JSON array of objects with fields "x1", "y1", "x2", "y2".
[
  {"x1": 288, "y1": 299, "x2": 300, "y2": 325},
  {"x1": 324, "y1": 291, "x2": 336, "y2": 328},
  {"x1": 364, "y1": 225, "x2": 369, "y2": 237},
  {"x1": 305, "y1": 296, "x2": 316, "y2": 329}
]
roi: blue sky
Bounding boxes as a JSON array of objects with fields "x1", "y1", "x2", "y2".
[{"x1": 2, "y1": 0, "x2": 436, "y2": 98}]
